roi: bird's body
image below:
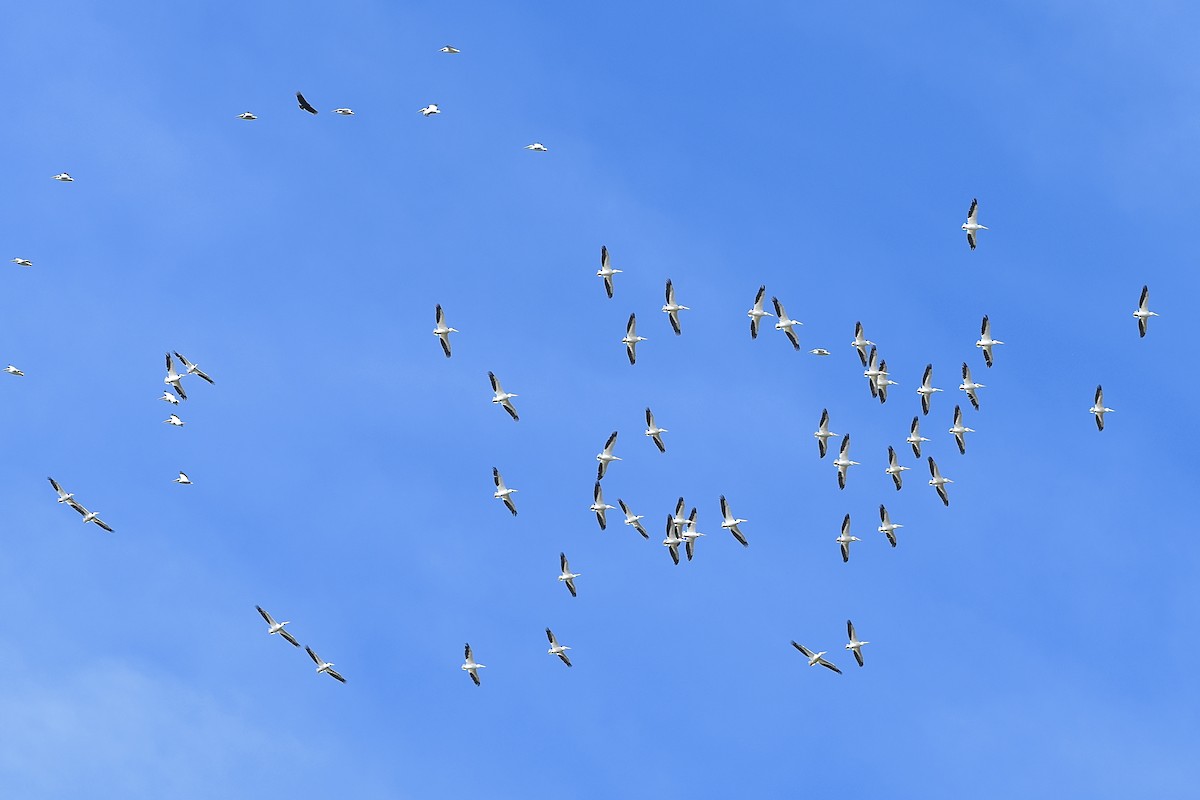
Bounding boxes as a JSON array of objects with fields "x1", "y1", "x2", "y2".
[
  {"x1": 791, "y1": 642, "x2": 842, "y2": 674},
  {"x1": 4, "y1": 365, "x2": 24, "y2": 376},
  {"x1": 885, "y1": 446, "x2": 910, "y2": 490},
  {"x1": 419, "y1": 104, "x2": 440, "y2": 116},
  {"x1": 492, "y1": 467, "x2": 518, "y2": 516},
  {"x1": 164, "y1": 414, "x2": 184, "y2": 427},
  {"x1": 907, "y1": 416, "x2": 930, "y2": 458},
  {"x1": 976, "y1": 315, "x2": 1004, "y2": 368},
  {"x1": 433, "y1": 304, "x2": 457, "y2": 358},
  {"x1": 771, "y1": 297, "x2": 802, "y2": 350},
  {"x1": 525, "y1": 142, "x2": 548, "y2": 151},
  {"x1": 1090, "y1": 385, "x2": 1114, "y2": 431},
  {"x1": 622, "y1": 314, "x2": 646, "y2": 365},
  {"x1": 644, "y1": 407, "x2": 667, "y2": 452},
  {"x1": 558, "y1": 552, "x2": 580, "y2": 597},
  {"x1": 173, "y1": 472, "x2": 192, "y2": 485},
  {"x1": 836, "y1": 514, "x2": 859, "y2": 563},
  {"x1": 545, "y1": 628, "x2": 572, "y2": 667},
  {"x1": 833, "y1": 434, "x2": 859, "y2": 489},
  {"x1": 52, "y1": 173, "x2": 74, "y2": 182},
  {"x1": 662, "y1": 279, "x2": 689, "y2": 335},
  {"x1": 462, "y1": 644, "x2": 485, "y2": 685},
  {"x1": 590, "y1": 482, "x2": 614, "y2": 530},
  {"x1": 928, "y1": 456, "x2": 953, "y2": 506},
  {"x1": 845, "y1": 620, "x2": 869, "y2": 667},
  {"x1": 917, "y1": 363, "x2": 943, "y2": 415},
  {"x1": 488, "y1": 371, "x2": 519, "y2": 421},
  {"x1": 959, "y1": 362, "x2": 984, "y2": 411},
  {"x1": 878, "y1": 504, "x2": 902, "y2": 547},
  {"x1": 306, "y1": 646, "x2": 346, "y2": 683},
  {"x1": 160, "y1": 391, "x2": 180, "y2": 405},
  {"x1": 596, "y1": 431, "x2": 621, "y2": 480},
  {"x1": 256, "y1": 606, "x2": 300, "y2": 647},
  {"x1": 11, "y1": 258, "x2": 32, "y2": 267},
  {"x1": 333, "y1": 108, "x2": 354, "y2": 115},
  {"x1": 950, "y1": 405, "x2": 974, "y2": 454},
  {"x1": 237, "y1": 112, "x2": 257, "y2": 120},
  {"x1": 747, "y1": 285, "x2": 774, "y2": 339},
  {"x1": 598, "y1": 246, "x2": 622, "y2": 298},
  {"x1": 617, "y1": 499, "x2": 649, "y2": 538},
  {"x1": 962, "y1": 198, "x2": 987, "y2": 249},
  {"x1": 814, "y1": 408, "x2": 837, "y2": 459},
  {"x1": 1134, "y1": 285, "x2": 1157, "y2": 338},
  {"x1": 719, "y1": 495, "x2": 748, "y2": 547}
]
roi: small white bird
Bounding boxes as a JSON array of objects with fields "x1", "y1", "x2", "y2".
[
  {"x1": 949, "y1": 405, "x2": 974, "y2": 454},
  {"x1": 160, "y1": 391, "x2": 180, "y2": 405},
  {"x1": 680, "y1": 507, "x2": 706, "y2": 562},
  {"x1": 885, "y1": 446, "x2": 910, "y2": 491},
  {"x1": 333, "y1": 108, "x2": 354, "y2": 115},
  {"x1": 164, "y1": 414, "x2": 185, "y2": 427},
  {"x1": 962, "y1": 197, "x2": 988, "y2": 250},
  {"x1": 809, "y1": 348, "x2": 831, "y2": 356},
  {"x1": 1090, "y1": 385, "x2": 1114, "y2": 431},
  {"x1": 488, "y1": 371, "x2": 519, "y2": 421},
  {"x1": 545, "y1": 628, "x2": 572, "y2": 667},
  {"x1": 836, "y1": 513, "x2": 859, "y2": 563},
  {"x1": 622, "y1": 313, "x2": 646, "y2": 365},
  {"x1": 645, "y1": 407, "x2": 667, "y2": 453},
  {"x1": 907, "y1": 416, "x2": 930, "y2": 459},
  {"x1": 878, "y1": 504, "x2": 902, "y2": 547},
  {"x1": 845, "y1": 620, "x2": 869, "y2": 668},
  {"x1": 747, "y1": 284, "x2": 774, "y2": 339},
  {"x1": 462, "y1": 643, "x2": 485, "y2": 686},
  {"x1": 917, "y1": 363, "x2": 943, "y2": 415},
  {"x1": 306, "y1": 646, "x2": 347, "y2": 683},
  {"x1": 959, "y1": 362, "x2": 985, "y2": 411},
  {"x1": 439, "y1": 45, "x2": 461, "y2": 54},
  {"x1": 814, "y1": 408, "x2": 837, "y2": 459},
  {"x1": 875, "y1": 359, "x2": 898, "y2": 403},
  {"x1": 71, "y1": 502, "x2": 114, "y2": 533},
  {"x1": 851, "y1": 321, "x2": 874, "y2": 367},
  {"x1": 558, "y1": 552, "x2": 581, "y2": 598},
  {"x1": 255, "y1": 605, "x2": 300, "y2": 647},
  {"x1": 173, "y1": 472, "x2": 192, "y2": 485},
  {"x1": 669, "y1": 496, "x2": 690, "y2": 537},
  {"x1": 833, "y1": 434, "x2": 859, "y2": 490},
  {"x1": 492, "y1": 467, "x2": 518, "y2": 516},
  {"x1": 174, "y1": 351, "x2": 215, "y2": 384},
  {"x1": 164, "y1": 353, "x2": 188, "y2": 400},
  {"x1": 598, "y1": 245, "x2": 622, "y2": 299},
  {"x1": 11, "y1": 258, "x2": 32, "y2": 267},
  {"x1": 433, "y1": 304, "x2": 457, "y2": 358},
  {"x1": 617, "y1": 499, "x2": 649, "y2": 539},
  {"x1": 418, "y1": 104, "x2": 440, "y2": 117},
  {"x1": 52, "y1": 173, "x2": 74, "y2": 182},
  {"x1": 928, "y1": 456, "x2": 953, "y2": 507},
  {"x1": 237, "y1": 112, "x2": 257, "y2": 120},
  {"x1": 48, "y1": 477, "x2": 75, "y2": 506},
  {"x1": 596, "y1": 430, "x2": 621, "y2": 480},
  {"x1": 719, "y1": 495, "x2": 748, "y2": 547},
  {"x1": 525, "y1": 142, "x2": 548, "y2": 152},
  {"x1": 1134, "y1": 285, "x2": 1157, "y2": 338},
  {"x1": 662, "y1": 514, "x2": 684, "y2": 566},
  {"x1": 662, "y1": 279, "x2": 689, "y2": 335},
  {"x1": 4, "y1": 365, "x2": 23, "y2": 376},
  {"x1": 791, "y1": 642, "x2": 842, "y2": 674},
  {"x1": 863, "y1": 347, "x2": 883, "y2": 399},
  {"x1": 590, "y1": 482, "x2": 614, "y2": 530},
  {"x1": 976, "y1": 315, "x2": 1004, "y2": 368},
  {"x1": 771, "y1": 297, "x2": 803, "y2": 351}
]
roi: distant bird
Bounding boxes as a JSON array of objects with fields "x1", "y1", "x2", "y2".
[
  {"x1": 791, "y1": 642, "x2": 842, "y2": 674},
  {"x1": 419, "y1": 104, "x2": 440, "y2": 116},
  {"x1": 949, "y1": 405, "x2": 974, "y2": 454},
  {"x1": 590, "y1": 482, "x2": 614, "y2": 530},
  {"x1": 662, "y1": 279, "x2": 689, "y2": 335},
  {"x1": 907, "y1": 416, "x2": 930, "y2": 458},
  {"x1": 461, "y1": 644, "x2": 485, "y2": 686},
  {"x1": 255, "y1": 606, "x2": 300, "y2": 647},
  {"x1": 597, "y1": 246, "x2": 622, "y2": 298},
  {"x1": 959, "y1": 362, "x2": 985, "y2": 410},
  {"x1": 558, "y1": 552, "x2": 580, "y2": 597},
  {"x1": 596, "y1": 430, "x2": 621, "y2": 480},
  {"x1": 525, "y1": 142, "x2": 548, "y2": 152},
  {"x1": 975, "y1": 315, "x2": 1004, "y2": 368},
  {"x1": 885, "y1": 446, "x2": 909, "y2": 490},
  {"x1": 662, "y1": 514, "x2": 684, "y2": 565},
  {"x1": 1134, "y1": 285, "x2": 1157, "y2": 338},
  {"x1": 863, "y1": 347, "x2": 882, "y2": 399},
  {"x1": 814, "y1": 408, "x2": 837, "y2": 459},
  {"x1": 771, "y1": 297, "x2": 802, "y2": 350},
  {"x1": 332, "y1": 108, "x2": 354, "y2": 115},
  {"x1": 747, "y1": 285, "x2": 774, "y2": 339},
  {"x1": 71, "y1": 502, "x2": 113, "y2": 533},
  {"x1": 809, "y1": 348, "x2": 831, "y2": 356},
  {"x1": 48, "y1": 477, "x2": 76, "y2": 506},
  {"x1": 845, "y1": 620, "x2": 869, "y2": 667},
  {"x1": 305, "y1": 646, "x2": 346, "y2": 683},
  {"x1": 644, "y1": 407, "x2": 667, "y2": 452},
  {"x1": 237, "y1": 112, "x2": 257, "y2": 120},
  {"x1": 719, "y1": 495, "x2": 748, "y2": 547},
  {"x1": 11, "y1": 258, "x2": 32, "y2": 267},
  {"x1": 1089, "y1": 385, "x2": 1114, "y2": 431},
  {"x1": 492, "y1": 467, "x2": 518, "y2": 516},
  {"x1": 962, "y1": 198, "x2": 987, "y2": 250},
  {"x1": 875, "y1": 359, "x2": 898, "y2": 403},
  {"x1": 164, "y1": 414, "x2": 185, "y2": 427},
  {"x1": 680, "y1": 507, "x2": 706, "y2": 562},
  {"x1": 296, "y1": 92, "x2": 318, "y2": 114},
  {"x1": 617, "y1": 499, "x2": 649, "y2": 539},
  {"x1": 174, "y1": 352, "x2": 215, "y2": 384},
  {"x1": 52, "y1": 173, "x2": 74, "y2": 182},
  {"x1": 669, "y1": 497, "x2": 690, "y2": 536},
  {"x1": 439, "y1": 45, "x2": 461, "y2": 54},
  {"x1": 917, "y1": 363, "x2": 943, "y2": 415},
  {"x1": 4, "y1": 365, "x2": 23, "y2": 376},
  {"x1": 164, "y1": 353, "x2": 188, "y2": 400},
  {"x1": 160, "y1": 391, "x2": 180, "y2": 405},
  {"x1": 545, "y1": 628, "x2": 572, "y2": 667},
  {"x1": 878, "y1": 504, "x2": 902, "y2": 547},
  {"x1": 836, "y1": 513, "x2": 859, "y2": 563},
  {"x1": 488, "y1": 371, "x2": 519, "y2": 421},
  {"x1": 173, "y1": 472, "x2": 192, "y2": 485},
  {"x1": 433, "y1": 305, "x2": 457, "y2": 358},
  {"x1": 928, "y1": 456, "x2": 952, "y2": 507},
  {"x1": 622, "y1": 313, "x2": 646, "y2": 365},
  {"x1": 851, "y1": 322, "x2": 874, "y2": 367},
  {"x1": 833, "y1": 434, "x2": 859, "y2": 490}
]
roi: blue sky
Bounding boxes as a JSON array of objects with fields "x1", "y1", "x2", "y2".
[{"x1": 2, "y1": 1, "x2": 1198, "y2": 797}]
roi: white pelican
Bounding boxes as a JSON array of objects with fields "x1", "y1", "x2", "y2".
[
  {"x1": 71, "y1": 502, "x2": 113, "y2": 532},
  {"x1": 917, "y1": 363, "x2": 942, "y2": 415},
  {"x1": 878, "y1": 504, "x2": 902, "y2": 547},
  {"x1": 52, "y1": 173, "x2": 74, "y2": 182},
  {"x1": 525, "y1": 142, "x2": 548, "y2": 151},
  {"x1": 645, "y1": 407, "x2": 667, "y2": 452},
  {"x1": 488, "y1": 371, "x2": 519, "y2": 421},
  {"x1": 617, "y1": 499, "x2": 649, "y2": 539},
  {"x1": 596, "y1": 430, "x2": 621, "y2": 479},
  {"x1": 558, "y1": 552, "x2": 580, "y2": 597},
  {"x1": 461, "y1": 644, "x2": 485, "y2": 686},
  {"x1": 976, "y1": 315, "x2": 1003, "y2": 368},
  {"x1": 622, "y1": 313, "x2": 646, "y2": 365},
  {"x1": 433, "y1": 304, "x2": 457, "y2": 358},
  {"x1": 669, "y1": 496, "x2": 689, "y2": 536},
  {"x1": 164, "y1": 353, "x2": 188, "y2": 400},
  {"x1": 419, "y1": 104, "x2": 440, "y2": 117},
  {"x1": 237, "y1": 112, "x2": 257, "y2": 120},
  {"x1": 747, "y1": 284, "x2": 774, "y2": 338},
  {"x1": 907, "y1": 416, "x2": 929, "y2": 458},
  {"x1": 719, "y1": 495, "x2": 748, "y2": 547},
  {"x1": 1090, "y1": 385, "x2": 1113, "y2": 431},
  {"x1": 11, "y1": 258, "x2": 32, "y2": 267},
  {"x1": 590, "y1": 482, "x2": 614, "y2": 530},
  {"x1": 836, "y1": 513, "x2": 859, "y2": 563},
  {"x1": 851, "y1": 322, "x2": 874, "y2": 367},
  {"x1": 164, "y1": 414, "x2": 184, "y2": 427},
  {"x1": 845, "y1": 620, "x2": 869, "y2": 667},
  {"x1": 833, "y1": 434, "x2": 859, "y2": 490},
  {"x1": 174, "y1": 352, "x2": 214, "y2": 384},
  {"x1": 296, "y1": 92, "x2": 318, "y2": 114},
  {"x1": 949, "y1": 405, "x2": 974, "y2": 454},
  {"x1": 440, "y1": 45, "x2": 461, "y2": 54},
  {"x1": 962, "y1": 197, "x2": 987, "y2": 250},
  {"x1": 885, "y1": 446, "x2": 909, "y2": 490},
  {"x1": 771, "y1": 297, "x2": 802, "y2": 350},
  {"x1": 662, "y1": 514, "x2": 684, "y2": 565},
  {"x1": 173, "y1": 471, "x2": 192, "y2": 485},
  {"x1": 333, "y1": 108, "x2": 354, "y2": 115},
  {"x1": 681, "y1": 510, "x2": 706, "y2": 562},
  {"x1": 598, "y1": 245, "x2": 622, "y2": 298},
  {"x1": 863, "y1": 347, "x2": 882, "y2": 399},
  {"x1": 928, "y1": 456, "x2": 952, "y2": 506},
  {"x1": 809, "y1": 348, "x2": 831, "y2": 356},
  {"x1": 814, "y1": 408, "x2": 837, "y2": 459},
  {"x1": 160, "y1": 391, "x2": 179, "y2": 405},
  {"x1": 791, "y1": 642, "x2": 842, "y2": 674},
  {"x1": 492, "y1": 467, "x2": 518, "y2": 516},
  {"x1": 306, "y1": 646, "x2": 346, "y2": 683},
  {"x1": 545, "y1": 628, "x2": 572, "y2": 667},
  {"x1": 1134, "y1": 285, "x2": 1157, "y2": 338},
  {"x1": 875, "y1": 359, "x2": 898, "y2": 403},
  {"x1": 48, "y1": 477, "x2": 76, "y2": 506},
  {"x1": 255, "y1": 606, "x2": 300, "y2": 647},
  {"x1": 4, "y1": 365, "x2": 23, "y2": 376},
  {"x1": 959, "y1": 362, "x2": 984, "y2": 410},
  {"x1": 662, "y1": 279, "x2": 689, "y2": 335}
]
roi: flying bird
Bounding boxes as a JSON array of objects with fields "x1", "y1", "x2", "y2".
[
  {"x1": 596, "y1": 430, "x2": 621, "y2": 480},
  {"x1": 492, "y1": 468, "x2": 518, "y2": 516},
  {"x1": 525, "y1": 142, "x2": 548, "y2": 152},
  {"x1": 885, "y1": 446, "x2": 909, "y2": 490},
  {"x1": 747, "y1": 285, "x2": 774, "y2": 339},
  {"x1": 545, "y1": 628, "x2": 572, "y2": 667},
  {"x1": 174, "y1": 352, "x2": 214, "y2": 384},
  {"x1": 4, "y1": 365, "x2": 23, "y2": 376},
  {"x1": 878, "y1": 504, "x2": 902, "y2": 547},
  {"x1": 11, "y1": 258, "x2": 32, "y2": 267},
  {"x1": 439, "y1": 45, "x2": 461, "y2": 54},
  {"x1": 305, "y1": 646, "x2": 346, "y2": 683},
  {"x1": 833, "y1": 434, "x2": 859, "y2": 490},
  {"x1": 255, "y1": 606, "x2": 300, "y2": 647},
  {"x1": 962, "y1": 198, "x2": 988, "y2": 250},
  {"x1": 907, "y1": 416, "x2": 930, "y2": 458},
  {"x1": 164, "y1": 414, "x2": 185, "y2": 427},
  {"x1": 771, "y1": 297, "x2": 802, "y2": 350},
  {"x1": 959, "y1": 362, "x2": 984, "y2": 411},
  {"x1": 597, "y1": 246, "x2": 622, "y2": 298},
  {"x1": 949, "y1": 405, "x2": 974, "y2": 454},
  {"x1": 836, "y1": 514, "x2": 859, "y2": 563},
  {"x1": 160, "y1": 391, "x2": 180, "y2": 405},
  {"x1": 845, "y1": 621, "x2": 869, "y2": 667},
  {"x1": 814, "y1": 408, "x2": 837, "y2": 459},
  {"x1": 622, "y1": 313, "x2": 646, "y2": 365},
  {"x1": 851, "y1": 322, "x2": 874, "y2": 367},
  {"x1": 462, "y1": 643, "x2": 485, "y2": 685},
  {"x1": 791, "y1": 642, "x2": 842, "y2": 674},
  {"x1": 488, "y1": 371, "x2": 519, "y2": 421},
  {"x1": 617, "y1": 499, "x2": 649, "y2": 539},
  {"x1": 52, "y1": 173, "x2": 74, "y2": 182},
  {"x1": 71, "y1": 502, "x2": 113, "y2": 533},
  {"x1": 173, "y1": 472, "x2": 192, "y2": 485},
  {"x1": 669, "y1": 496, "x2": 690, "y2": 536},
  {"x1": 809, "y1": 348, "x2": 831, "y2": 356},
  {"x1": 644, "y1": 407, "x2": 667, "y2": 452},
  {"x1": 917, "y1": 363, "x2": 943, "y2": 415},
  {"x1": 164, "y1": 353, "x2": 188, "y2": 400},
  {"x1": 332, "y1": 108, "x2": 354, "y2": 116},
  {"x1": 662, "y1": 514, "x2": 684, "y2": 565},
  {"x1": 433, "y1": 305, "x2": 457, "y2": 358},
  {"x1": 875, "y1": 359, "x2": 897, "y2": 403},
  {"x1": 975, "y1": 315, "x2": 1004, "y2": 368},
  {"x1": 48, "y1": 477, "x2": 76, "y2": 507},
  {"x1": 237, "y1": 112, "x2": 257, "y2": 120},
  {"x1": 681, "y1": 507, "x2": 706, "y2": 562},
  {"x1": 419, "y1": 104, "x2": 440, "y2": 117},
  {"x1": 863, "y1": 347, "x2": 882, "y2": 399},
  {"x1": 1134, "y1": 285, "x2": 1157, "y2": 338},
  {"x1": 928, "y1": 456, "x2": 952, "y2": 507},
  {"x1": 662, "y1": 279, "x2": 689, "y2": 335},
  {"x1": 1089, "y1": 385, "x2": 1114, "y2": 431},
  {"x1": 296, "y1": 92, "x2": 318, "y2": 114},
  {"x1": 719, "y1": 495, "x2": 748, "y2": 547},
  {"x1": 558, "y1": 553, "x2": 580, "y2": 597},
  {"x1": 590, "y1": 482, "x2": 614, "y2": 530}
]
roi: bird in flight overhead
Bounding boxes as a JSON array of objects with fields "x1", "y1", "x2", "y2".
[
  {"x1": 164, "y1": 353, "x2": 188, "y2": 401},
  {"x1": 71, "y1": 502, "x2": 114, "y2": 533},
  {"x1": 878, "y1": 504, "x2": 902, "y2": 547},
  {"x1": 48, "y1": 477, "x2": 76, "y2": 506},
  {"x1": 492, "y1": 467, "x2": 518, "y2": 516},
  {"x1": 173, "y1": 472, "x2": 192, "y2": 485},
  {"x1": 917, "y1": 363, "x2": 943, "y2": 415},
  {"x1": 962, "y1": 197, "x2": 988, "y2": 250},
  {"x1": 814, "y1": 408, "x2": 837, "y2": 459},
  {"x1": 160, "y1": 391, "x2": 180, "y2": 405},
  {"x1": 836, "y1": 514, "x2": 859, "y2": 563},
  {"x1": 164, "y1": 414, "x2": 185, "y2": 427},
  {"x1": 52, "y1": 173, "x2": 74, "y2": 182},
  {"x1": 791, "y1": 641, "x2": 842, "y2": 674},
  {"x1": 11, "y1": 258, "x2": 33, "y2": 267},
  {"x1": 949, "y1": 405, "x2": 974, "y2": 454},
  {"x1": 959, "y1": 362, "x2": 985, "y2": 411},
  {"x1": 851, "y1": 321, "x2": 874, "y2": 367},
  {"x1": 747, "y1": 285, "x2": 773, "y2": 339},
  {"x1": 419, "y1": 104, "x2": 441, "y2": 117},
  {"x1": 644, "y1": 407, "x2": 667, "y2": 452},
  {"x1": 598, "y1": 246, "x2": 622, "y2": 299},
  {"x1": 590, "y1": 482, "x2": 614, "y2": 530},
  {"x1": 772, "y1": 296, "x2": 802, "y2": 351},
  {"x1": 1134, "y1": 285, "x2": 1157, "y2": 338},
  {"x1": 237, "y1": 112, "x2": 257, "y2": 120},
  {"x1": 907, "y1": 416, "x2": 930, "y2": 458},
  {"x1": 333, "y1": 108, "x2": 354, "y2": 116},
  {"x1": 545, "y1": 628, "x2": 572, "y2": 667},
  {"x1": 525, "y1": 142, "x2": 548, "y2": 152},
  {"x1": 488, "y1": 371, "x2": 519, "y2": 421},
  {"x1": 833, "y1": 434, "x2": 859, "y2": 489},
  {"x1": 439, "y1": 45, "x2": 461, "y2": 54},
  {"x1": 4, "y1": 365, "x2": 24, "y2": 376},
  {"x1": 622, "y1": 313, "x2": 646, "y2": 365},
  {"x1": 885, "y1": 446, "x2": 909, "y2": 490},
  {"x1": 596, "y1": 430, "x2": 621, "y2": 480},
  {"x1": 433, "y1": 304, "x2": 457, "y2": 358},
  {"x1": 662, "y1": 279, "x2": 689, "y2": 335},
  {"x1": 255, "y1": 606, "x2": 301, "y2": 647},
  {"x1": 558, "y1": 552, "x2": 581, "y2": 597},
  {"x1": 975, "y1": 315, "x2": 1004, "y2": 368},
  {"x1": 662, "y1": 514, "x2": 684, "y2": 565},
  {"x1": 306, "y1": 646, "x2": 347, "y2": 683},
  {"x1": 296, "y1": 92, "x2": 318, "y2": 114},
  {"x1": 174, "y1": 352, "x2": 215, "y2": 384},
  {"x1": 617, "y1": 499, "x2": 649, "y2": 539},
  {"x1": 462, "y1": 643, "x2": 485, "y2": 686},
  {"x1": 928, "y1": 456, "x2": 953, "y2": 507},
  {"x1": 1089, "y1": 385, "x2": 1114, "y2": 431},
  {"x1": 845, "y1": 620, "x2": 869, "y2": 667},
  {"x1": 719, "y1": 495, "x2": 749, "y2": 547}
]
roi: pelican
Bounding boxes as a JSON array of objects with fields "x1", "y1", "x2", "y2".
[
  {"x1": 917, "y1": 363, "x2": 943, "y2": 415},
  {"x1": 771, "y1": 297, "x2": 802, "y2": 350},
  {"x1": 662, "y1": 279, "x2": 689, "y2": 335},
  {"x1": 525, "y1": 142, "x2": 548, "y2": 151},
  {"x1": 164, "y1": 353, "x2": 188, "y2": 400},
  {"x1": 596, "y1": 430, "x2": 621, "y2": 480},
  {"x1": 845, "y1": 620, "x2": 869, "y2": 667},
  {"x1": 492, "y1": 467, "x2": 518, "y2": 516},
  {"x1": 439, "y1": 45, "x2": 461, "y2": 54},
  {"x1": 11, "y1": 258, "x2": 32, "y2": 267},
  {"x1": 4, "y1": 365, "x2": 23, "y2": 376},
  {"x1": 333, "y1": 108, "x2": 354, "y2": 115},
  {"x1": 174, "y1": 352, "x2": 214, "y2": 384},
  {"x1": 747, "y1": 284, "x2": 774, "y2": 338},
  {"x1": 617, "y1": 499, "x2": 649, "y2": 539},
  {"x1": 809, "y1": 348, "x2": 831, "y2": 356},
  {"x1": 558, "y1": 552, "x2": 580, "y2": 597},
  {"x1": 237, "y1": 112, "x2": 257, "y2": 120},
  {"x1": 295, "y1": 92, "x2": 318, "y2": 114},
  {"x1": 433, "y1": 304, "x2": 457, "y2": 358},
  {"x1": 622, "y1": 313, "x2": 646, "y2": 365},
  {"x1": 52, "y1": 173, "x2": 74, "y2": 182},
  {"x1": 545, "y1": 628, "x2": 572, "y2": 667},
  {"x1": 1134, "y1": 285, "x2": 1157, "y2": 338},
  {"x1": 719, "y1": 495, "x2": 748, "y2": 547},
  {"x1": 160, "y1": 391, "x2": 179, "y2": 405},
  {"x1": 875, "y1": 359, "x2": 898, "y2": 403},
  {"x1": 959, "y1": 362, "x2": 984, "y2": 410},
  {"x1": 791, "y1": 642, "x2": 842, "y2": 674},
  {"x1": 164, "y1": 414, "x2": 184, "y2": 427},
  {"x1": 878, "y1": 504, "x2": 902, "y2": 547},
  {"x1": 907, "y1": 416, "x2": 930, "y2": 458},
  {"x1": 173, "y1": 471, "x2": 192, "y2": 485},
  {"x1": 681, "y1": 507, "x2": 706, "y2": 562},
  {"x1": 590, "y1": 482, "x2": 614, "y2": 530},
  {"x1": 975, "y1": 315, "x2": 1003, "y2": 368},
  {"x1": 669, "y1": 496, "x2": 690, "y2": 536},
  {"x1": 962, "y1": 197, "x2": 987, "y2": 249},
  {"x1": 863, "y1": 347, "x2": 882, "y2": 399},
  {"x1": 950, "y1": 405, "x2": 974, "y2": 454},
  {"x1": 255, "y1": 606, "x2": 300, "y2": 647},
  {"x1": 488, "y1": 371, "x2": 519, "y2": 421},
  {"x1": 598, "y1": 246, "x2": 622, "y2": 298},
  {"x1": 851, "y1": 322, "x2": 874, "y2": 367},
  {"x1": 48, "y1": 477, "x2": 75, "y2": 506},
  {"x1": 306, "y1": 646, "x2": 346, "y2": 683},
  {"x1": 836, "y1": 513, "x2": 859, "y2": 563},
  {"x1": 662, "y1": 514, "x2": 684, "y2": 565},
  {"x1": 928, "y1": 456, "x2": 952, "y2": 506},
  {"x1": 419, "y1": 104, "x2": 440, "y2": 117},
  {"x1": 1090, "y1": 385, "x2": 1114, "y2": 431},
  {"x1": 814, "y1": 408, "x2": 837, "y2": 459},
  {"x1": 885, "y1": 446, "x2": 909, "y2": 490},
  {"x1": 645, "y1": 407, "x2": 667, "y2": 452},
  {"x1": 461, "y1": 644, "x2": 485, "y2": 685},
  {"x1": 71, "y1": 502, "x2": 113, "y2": 532},
  {"x1": 833, "y1": 434, "x2": 859, "y2": 490}
]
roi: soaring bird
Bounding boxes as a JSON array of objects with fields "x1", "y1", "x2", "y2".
[
  {"x1": 492, "y1": 468, "x2": 518, "y2": 516},
  {"x1": 949, "y1": 405, "x2": 974, "y2": 454},
  {"x1": 433, "y1": 305, "x2": 457, "y2": 358},
  {"x1": 590, "y1": 482, "x2": 614, "y2": 530},
  {"x1": 885, "y1": 446, "x2": 909, "y2": 490},
  {"x1": 52, "y1": 173, "x2": 74, "y2": 182},
  {"x1": 598, "y1": 246, "x2": 622, "y2": 298},
  {"x1": 4, "y1": 365, "x2": 24, "y2": 376},
  {"x1": 596, "y1": 430, "x2": 621, "y2": 480},
  {"x1": 928, "y1": 456, "x2": 952, "y2": 507},
  {"x1": 959, "y1": 362, "x2": 984, "y2": 411},
  {"x1": 863, "y1": 347, "x2": 883, "y2": 399},
  {"x1": 11, "y1": 258, "x2": 32, "y2": 267},
  {"x1": 545, "y1": 628, "x2": 572, "y2": 667},
  {"x1": 173, "y1": 471, "x2": 192, "y2": 485},
  {"x1": 680, "y1": 507, "x2": 706, "y2": 562},
  {"x1": 164, "y1": 353, "x2": 188, "y2": 400},
  {"x1": 48, "y1": 477, "x2": 76, "y2": 507},
  {"x1": 1134, "y1": 285, "x2": 1157, "y2": 338},
  {"x1": 791, "y1": 642, "x2": 842, "y2": 674},
  {"x1": 418, "y1": 104, "x2": 440, "y2": 117},
  {"x1": 917, "y1": 363, "x2": 943, "y2": 415},
  {"x1": 164, "y1": 414, "x2": 185, "y2": 427},
  {"x1": 174, "y1": 352, "x2": 214, "y2": 384},
  {"x1": 296, "y1": 92, "x2": 318, "y2": 114},
  {"x1": 907, "y1": 416, "x2": 930, "y2": 458},
  {"x1": 851, "y1": 322, "x2": 874, "y2": 367},
  {"x1": 747, "y1": 285, "x2": 774, "y2": 339},
  {"x1": 160, "y1": 391, "x2": 180, "y2": 405},
  {"x1": 617, "y1": 499, "x2": 649, "y2": 539},
  {"x1": 771, "y1": 297, "x2": 802, "y2": 350},
  {"x1": 525, "y1": 142, "x2": 548, "y2": 152},
  {"x1": 833, "y1": 434, "x2": 859, "y2": 490},
  {"x1": 439, "y1": 45, "x2": 461, "y2": 54},
  {"x1": 488, "y1": 372, "x2": 519, "y2": 421},
  {"x1": 237, "y1": 112, "x2": 257, "y2": 120},
  {"x1": 306, "y1": 646, "x2": 346, "y2": 683},
  {"x1": 845, "y1": 620, "x2": 869, "y2": 667},
  {"x1": 255, "y1": 606, "x2": 300, "y2": 647},
  {"x1": 809, "y1": 348, "x2": 831, "y2": 356},
  {"x1": 662, "y1": 279, "x2": 689, "y2": 335},
  {"x1": 878, "y1": 504, "x2": 902, "y2": 547},
  {"x1": 558, "y1": 553, "x2": 580, "y2": 598},
  {"x1": 875, "y1": 359, "x2": 898, "y2": 403},
  {"x1": 975, "y1": 315, "x2": 1004, "y2": 368},
  {"x1": 71, "y1": 502, "x2": 113, "y2": 533},
  {"x1": 622, "y1": 313, "x2": 646, "y2": 365},
  {"x1": 1089, "y1": 385, "x2": 1114, "y2": 431},
  {"x1": 962, "y1": 198, "x2": 987, "y2": 250},
  {"x1": 333, "y1": 108, "x2": 354, "y2": 116},
  {"x1": 814, "y1": 408, "x2": 837, "y2": 459},
  {"x1": 719, "y1": 495, "x2": 749, "y2": 547},
  {"x1": 461, "y1": 644, "x2": 485, "y2": 686},
  {"x1": 836, "y1": 514, "x2": 859, "y2": 563},
  {"x1": 662, "y1": 514, "x2": 684, "y2": 565},
  {"x1": 644, "y1": 407, "x2": 667, "y2": 452}
]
